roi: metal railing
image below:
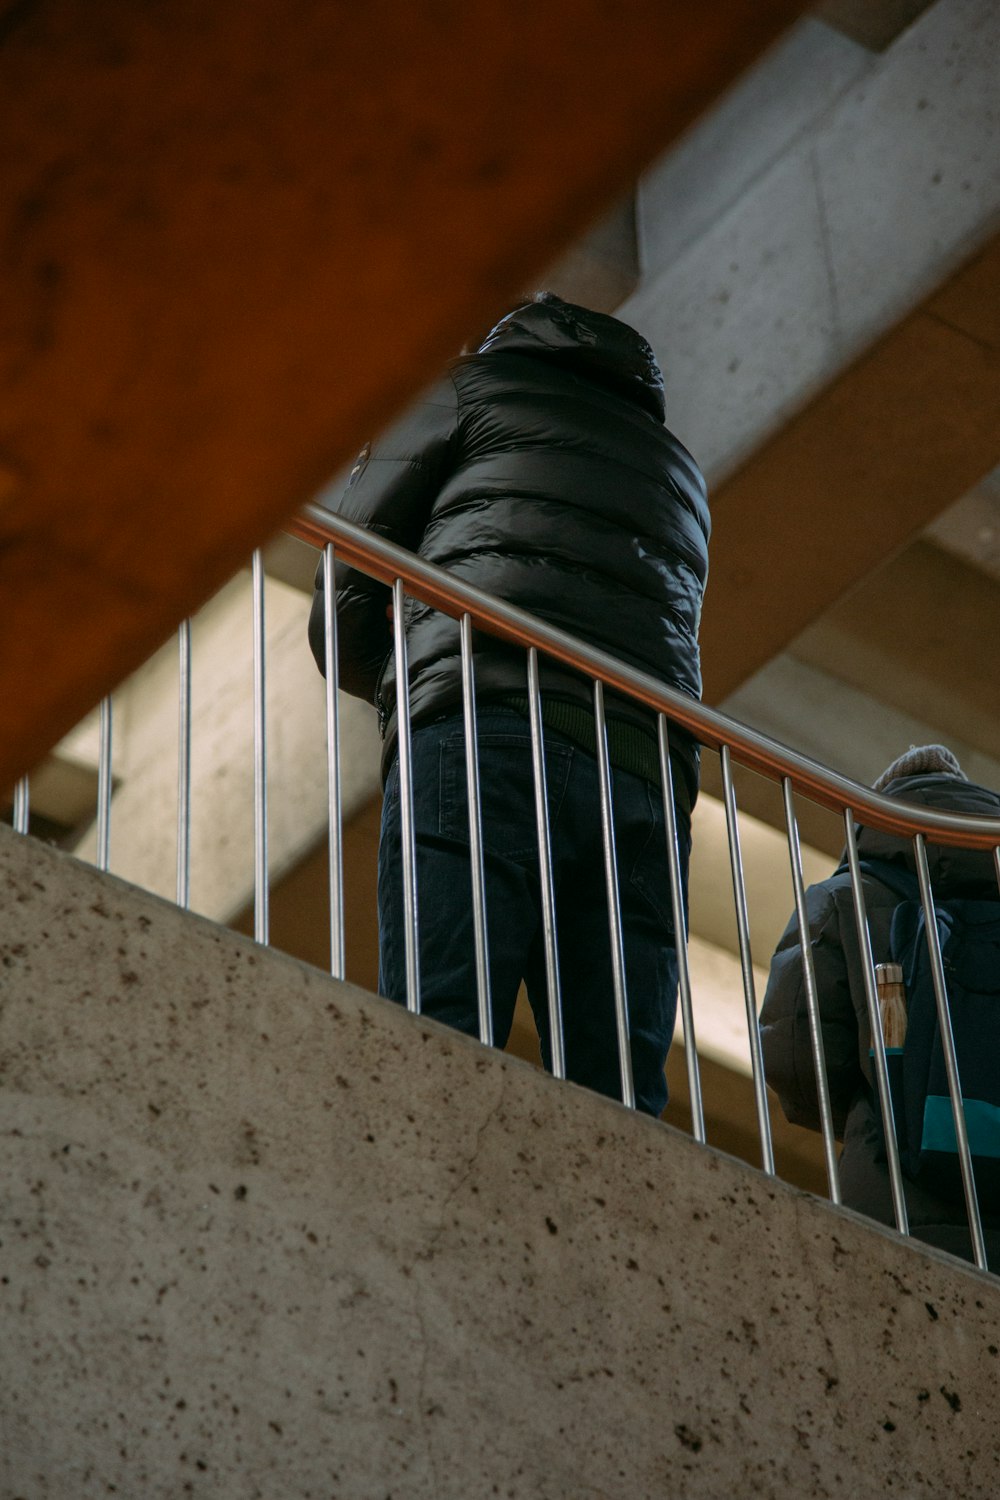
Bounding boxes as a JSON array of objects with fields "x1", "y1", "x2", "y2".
[{"x1": 11, "y1": 502, "x2": 1000, "y2": 1273}]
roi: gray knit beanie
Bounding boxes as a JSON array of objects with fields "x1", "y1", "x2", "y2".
[{"x1": 872, "y1": 744, "x2": 967, "y2": 793}]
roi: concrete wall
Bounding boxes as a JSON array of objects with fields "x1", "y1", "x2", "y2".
[
  {"x1": 65, "y1": 569, "x2": 380, "y2": 923},
  {"x1": 2, "y1": 823, "x2": 999, "y2": 1499},
  {"x1": 625, "y1": 0, "x2": 1000, "y2": 481}
]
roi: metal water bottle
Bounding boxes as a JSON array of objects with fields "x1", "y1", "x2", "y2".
[{"x1": 875, "y1": 961, "x2": 907, "y2": 1047}]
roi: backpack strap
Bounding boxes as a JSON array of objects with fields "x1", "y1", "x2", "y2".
[{"x1": 857, "y1": 856, "x2": 921, "y2": 904}]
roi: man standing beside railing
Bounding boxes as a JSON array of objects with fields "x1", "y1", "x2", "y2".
[
  {"x1": 309, "y1": 292, "x2": 709, "y2": 1116},
  {"x1": 760, "y1": 745, "x2": 1000, "y2": 1268}
]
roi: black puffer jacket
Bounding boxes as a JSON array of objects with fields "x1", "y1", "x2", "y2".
[
  {"x1": 760, "y1": 773, "x2": 1000, "y2": 1261},
  {"x1": 308, "y1": 296, "x2": 710, "y2": 797}
]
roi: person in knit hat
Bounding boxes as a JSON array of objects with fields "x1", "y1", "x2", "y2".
[
  {"x1": 871, "y1": 743, "x2": 967, "y2": 793},
  {"x1": 760, "y1": 745, "x2": 1000, "y2": 1268}
]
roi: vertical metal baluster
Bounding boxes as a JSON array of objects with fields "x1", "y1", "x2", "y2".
[
  {"x1": 252, "y1": 549, "x2": 269, "y2": 945},
  {"x1": 176, "y1": 619, "x2": 192, "y2": 910},
  {"x1": 323, "y1": 544, "x2": 345, "y2": 980},
  {"x1": 460, "y1": 613, "x2": 492, "y2": 1045},
  {"x1": 97, "y1": 696, "x2": 113, "y2": 873},
  {"x1": 527, "y1": 648, "x2": 565, "y2": 1079},
  {"x1": 393, "y1": 578, "x2": 420, "y2": 1013},
  {"x1": 659, "y1": 716, "x2": 703, "y2": 1141},
  {"x1": 782, "y1": 777, "x2": 841, "y2": 1203},
  {"x1": 913, "y1": 833, "x2": 987, "y2": 1271},
  {"x1": 720, "y1": 744, "x2": 773, "y2": 1171},
  {"x1": 594, "y1": 680, "x2": 634, "y2": 1109},
  {"x1": 12, "y1": 777, "x2": 29, "y2": 836},
  {"x1": 843, "y1": 810, "x2": 909, "y2": 1235}
]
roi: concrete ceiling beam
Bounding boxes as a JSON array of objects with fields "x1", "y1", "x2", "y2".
[
  {"x1": 926, "y1": 467, "x2": 1000, "y2": 575},
  {"x1": 701, "y1": 236, "x2": 1000, "y2": 701},
  {"x1": 0, "y1": 0, "x2": 805, "y2": 794},
  {"x1": 792, "y1": 539, "x2": 1000, "y2": 761},
  {"x1": 629, "y1": 0, "x2": 1000, "y2": 485},
  {"x1": 620, "y1": 0, "x2": 1000, "y2": 700},
  {"x1": 814, "y1": 0, "x2": 939, "y2": 52}
]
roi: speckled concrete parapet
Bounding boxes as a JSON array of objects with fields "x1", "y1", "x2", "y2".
[{"x1": 1, "y1": 824, "x2": 998, "y2": 1499}]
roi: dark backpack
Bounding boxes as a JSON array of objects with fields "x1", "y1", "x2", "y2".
[{"x1": 861, "y1": 857, "x2": 1000, "y2": 1205}]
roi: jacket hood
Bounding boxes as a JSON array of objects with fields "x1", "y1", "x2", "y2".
[
  {"x1": 477, "y1": 295, "x2": 666, "y2": 421},
  {"x1": 852, "y1": 772, "x2": 1000, "y2": 893}
]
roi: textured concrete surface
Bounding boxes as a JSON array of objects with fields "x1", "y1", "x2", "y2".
[
  {"x1": 630, "y1": 0, "x2": 1000, "y2": 480},
  {"x1": 66, "y1": 570, "x2": 379, "y2": 922},
  {"x1": 697, "y1": 234, "x2": 1000, "y2": 702},
  {"x1": 2, "y1": 824, "x2": 999, "y2": 1499},
  {"x1": 817, "y1": 0, "x2": 938, "y2": 53},
  {"x1": 637, "y1": 19, "x2": 870, "y2": 277},
  {"x1": 621, "y1": 1, "x2": 1000, "y2": 704}
]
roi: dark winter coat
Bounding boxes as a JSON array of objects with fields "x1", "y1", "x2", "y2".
[
  {"x1": 308, "y1": 297, "x2": 710, "y2": 798},
  {"x1": 760, "y1": 772, "x2": 1000, "y2": 1262}
]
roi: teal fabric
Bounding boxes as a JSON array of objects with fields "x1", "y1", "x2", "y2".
[{"x1": 922, "y1": 1095, "x2": 1000, "y2": 1158}]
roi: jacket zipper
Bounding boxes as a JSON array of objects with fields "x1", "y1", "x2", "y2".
[{"x1": 375, "y1": 650, "x2": 392, "y2": 734}]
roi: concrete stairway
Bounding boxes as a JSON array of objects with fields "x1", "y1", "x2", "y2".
[{"x1": 2, "y1": 823, "x2": 998, "y2": 1499}]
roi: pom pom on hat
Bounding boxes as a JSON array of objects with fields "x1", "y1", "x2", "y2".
[{"x1": 872, "y1": 744, "x2": 967, "y2": 793}]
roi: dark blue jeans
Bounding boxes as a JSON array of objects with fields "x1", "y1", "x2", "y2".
[{"x1": 378, "y1": 708, "x2": 691, "y2": 1116}]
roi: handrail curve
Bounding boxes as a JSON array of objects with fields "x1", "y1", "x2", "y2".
[{"x1": 291, "y1": 504, "x2": 1000, "y2": 852}]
